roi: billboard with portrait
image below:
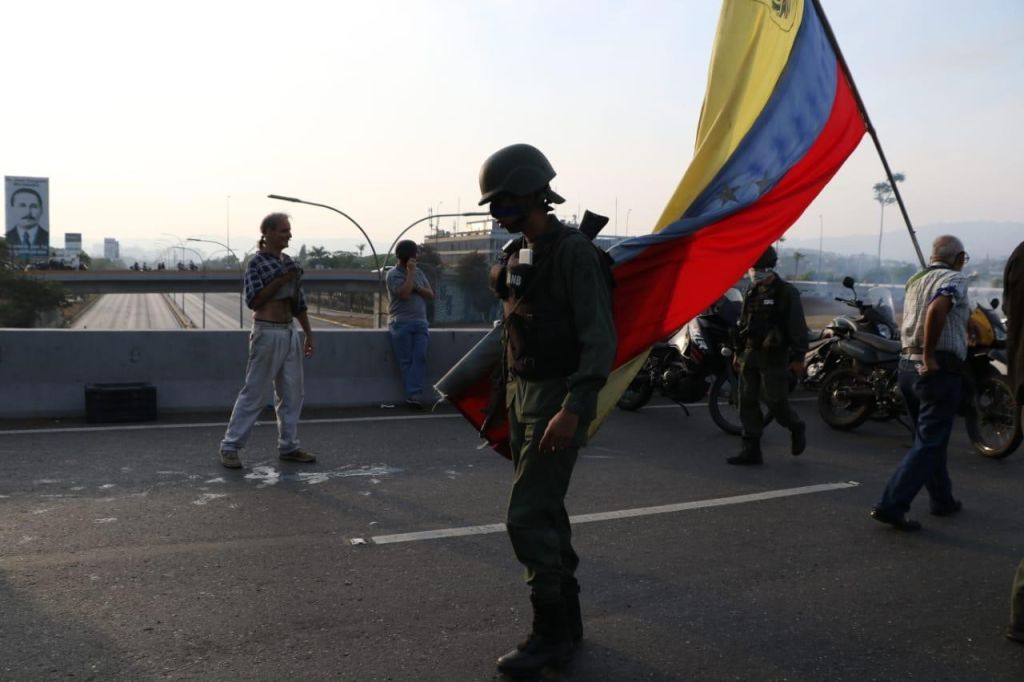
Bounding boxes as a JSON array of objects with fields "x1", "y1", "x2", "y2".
[{"x1": 5, "y1": 176, "x2": 50, "y2": 260}]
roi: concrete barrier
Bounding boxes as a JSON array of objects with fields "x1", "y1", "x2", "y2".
[{"x1": 0, "y1": 329, "x2": 488, "y2": 419}]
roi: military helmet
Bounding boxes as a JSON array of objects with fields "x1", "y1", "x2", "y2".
[
  {"x1": 478, "y1": 143, "x2": 565, "y2": 205},
  {"x1": 753, "y1": 246, "x2": 778, "y2": 269}
]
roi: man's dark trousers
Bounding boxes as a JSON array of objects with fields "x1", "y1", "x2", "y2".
[
  {"x1": 878, "y1": 360, "x2": 960, "y2": 515},
  {"x1": 739, "y1": 363, "x2": 802, "y2": 437},
  {"x1": 506, "y1": 408, "x2": 580, "y2": 602}
]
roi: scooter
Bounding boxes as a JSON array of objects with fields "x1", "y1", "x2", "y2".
[
  {"x1": 803, "y1": 276, "x2": 899, "y2": 390},
  {"x1": 815, "y1": 285, "x2": 904, "y2": 430},
  {"x1": 617, "y1": 288, "x2": 743, "y2": 434},
  {"x1": 963, "y1": 297, "x2": 1021, "y2": 458}
]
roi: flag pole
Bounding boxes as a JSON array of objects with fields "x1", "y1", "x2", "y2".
[{"x1": 810, "y1": 0, "x2": 926, "y2": 268}]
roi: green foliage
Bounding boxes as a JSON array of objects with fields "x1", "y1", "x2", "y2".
[
  {"x1": 304, "y1": 245, "x2": 379, "y2": 270},
  {"x1": 88, "y1": 258, "x2": 126, "y2": 270},
  {"x1": 454, "y1": 251, "x2": 495, "y2": 316},
  {"x1": 0, "y1": 269, "x2": 71, "y2": 327}
]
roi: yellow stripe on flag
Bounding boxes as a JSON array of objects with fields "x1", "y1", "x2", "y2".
[
  {"x1": 653, "y1": 0, "x2": 804, "y2": 233},
  {"x1": 588, "y1": 350, "x2": 651, "y2": 438}
]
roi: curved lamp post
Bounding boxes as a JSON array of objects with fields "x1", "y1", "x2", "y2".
[
  {"x1": 384, "y1": 211, "x2": 489, "y2": 270},
  {"x1": 268, "y1": 194, "x2": 387, "y2": 326},
  {"x1": 188, "y1": 237, "x2": 244, "y2": 328}
]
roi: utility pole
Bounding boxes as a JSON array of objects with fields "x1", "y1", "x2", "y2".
[{"x1": 818, "y1": 214, "x2": 823, "y2": 279}]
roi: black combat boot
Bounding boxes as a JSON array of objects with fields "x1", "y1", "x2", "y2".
[
  {"x1": 727, "y1": 437, "x2": 763, "y2": 466},
  {"x1": 790, "y1": 421, "x2": 807, "y2": 456},
  {"x1": 562, "y1": 578, "x2": 583, "y2": 644},
  {"x1": 497, "y1": 595, "x2": 573, "y2": 677}
]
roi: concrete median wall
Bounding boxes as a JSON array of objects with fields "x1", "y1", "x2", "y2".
[{"x1": 0, "y1": 329, "x2": 488, "y2": 419}]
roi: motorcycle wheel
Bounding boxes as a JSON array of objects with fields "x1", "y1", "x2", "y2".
[
  {"x1": 617, "y1": 375, "x2": 654, "y2": 411},
  {"x1": 708, "y1": 373, "x2": 743, "y2": 436},
  {"x1": 965, "y1": 374, "x2": 1022, "y2": 458},
  {"x1": 817, "y1": 367, "x2": 873, "y2": 431}
]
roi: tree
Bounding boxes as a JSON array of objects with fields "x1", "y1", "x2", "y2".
[
  {"x1": 297, "y1": 244, "x2": 307, "y2": 265},
  {"x1": 356, "y1": 243, "x2": 366, "y2": 257},
  {"x1": 0, "y1": 269, "x2": 71, "y2": 327},
  {"x1": 307, "y1": 246, "x2": 330, "y2": 268},
  {"x1": 454, "y1": 251, "x2": 494, "y2": 320},
  {"x1": 873, "y1": 172, "x2": 905, "y2": 268}
]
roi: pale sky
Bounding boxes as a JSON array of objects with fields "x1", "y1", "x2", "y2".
[{"x1": 2, "y1": 0, "x2": 1021, "y2": 260}]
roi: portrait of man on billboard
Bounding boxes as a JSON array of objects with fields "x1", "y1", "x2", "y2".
[{"x1": 5, "y1": 177, "x2": 50, "y2": 258}]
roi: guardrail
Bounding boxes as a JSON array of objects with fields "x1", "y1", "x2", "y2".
[{"x1": 0, "y1": 328, "x2": 487, "y2": 419}]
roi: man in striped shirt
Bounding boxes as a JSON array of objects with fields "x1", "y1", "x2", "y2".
[{"x1": 871, "y1": 235, "x2": 970, "y2": 531}]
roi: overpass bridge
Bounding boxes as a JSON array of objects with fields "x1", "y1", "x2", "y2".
[{"x1": 26, "y1": 269, "x2": 382, "y2": 294}]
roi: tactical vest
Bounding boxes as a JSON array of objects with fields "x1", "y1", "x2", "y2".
[
  {"x1": 503, "y1": 226, "x2": 605, "y2": 380},
  {"x1": 738, "y1": 278, "x2": 788, "y2": 351}
]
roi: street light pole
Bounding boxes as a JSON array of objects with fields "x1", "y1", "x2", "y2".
[
  {"x1": 160, "y1": 232, "x2": 188, "y2": 310},
  {"x1": 268, "y1": 194, "x2": 387, "y2": 326},
  {"x1": 188, "y1": 237, "x2": 244, "y2": 328},
  {"x1": 226, "y1": 195, "x2": 231, "y2": 253},
  {"x1": 178, "y1": 245, "x2": 207, "y2": 328}
]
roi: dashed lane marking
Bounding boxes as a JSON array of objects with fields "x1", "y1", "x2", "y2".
[{"x1": 359, "y1": 481, "x2": 860, "y2": 546}]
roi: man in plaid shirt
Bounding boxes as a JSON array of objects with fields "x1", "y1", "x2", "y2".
[{"x1": 219, "y1": 213, "x2": 316, "y2": 469}]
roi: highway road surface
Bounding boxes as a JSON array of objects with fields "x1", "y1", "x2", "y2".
[
  {"x1": 71, "y1": 294, "x2": 184, "y2": 330},
  {"x1": 72, "y1": 293, "x2": 364, "y2": 330}
]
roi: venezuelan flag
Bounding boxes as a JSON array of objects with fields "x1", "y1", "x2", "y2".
[{"x1": 439, "y1": 0, "x2": 866, "y2": 454}]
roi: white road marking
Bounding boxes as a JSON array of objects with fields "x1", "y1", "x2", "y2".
[
  {"x1": 0, "y1": 413, "x2": 462, "y2": 436},
  {"x1": 0, "y1": 398, "x2": 820, "y2": 437},
  {"x1": 359, "y1": 481, "x2": 860, "y2": 546}
]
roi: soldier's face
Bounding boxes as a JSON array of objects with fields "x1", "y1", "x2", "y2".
[
  {"x1": 11, "y1": 192, "x2": 42, "y2": 229},
  {"x1": 490, "y1": 194, "x2": 533, "y2": 232}
]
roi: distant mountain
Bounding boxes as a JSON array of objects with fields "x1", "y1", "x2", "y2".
[{"x1": 782, "y1": 221, "x2": 1022, "y2": 264}]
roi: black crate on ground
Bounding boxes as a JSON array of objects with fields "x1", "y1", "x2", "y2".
[{"x1": 84, "y1": 382, "x2": 158, "y2": 423}]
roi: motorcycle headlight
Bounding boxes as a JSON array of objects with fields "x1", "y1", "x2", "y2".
[{"x1": 877, "y1": 324, "x2": 891, "y2": 339}]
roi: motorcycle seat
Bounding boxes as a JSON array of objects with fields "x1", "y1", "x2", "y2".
[{"x1": 850, "y1": 330, "x2": 901, "y2": 355}]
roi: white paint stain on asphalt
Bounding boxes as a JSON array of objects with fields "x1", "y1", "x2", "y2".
[
  {"x1": 99, "y1": 484, "x2": 116, "y2": 489},
  {"x1": 192, "y1": 494, "x2": 228, "y2": 506},
  {"x1": 244, "y1": 464, "x2": 401, "y2": 488},
  {"x1": 94, "y1": 517, "x2": 117, "y2": 524},
  {"x1": 355, "y1": 481, "x2": 861, "y2": 546},
  {"x1": 204, "y1": 477, "x2": 226, "y2": 484},
  {"x1": 33, "y1": 479, "x2": 59, "y2": 485},
  {"x1": 244, "y1": 466, "x2": 281, "y2": 488}
]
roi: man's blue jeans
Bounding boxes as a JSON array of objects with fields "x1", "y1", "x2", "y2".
[
  {"x1": 389, "y1": 319, "x2": 429, "y2": 401},
  {"x1": 878, "y1": 360, "x2": 961, "y2": 516}
]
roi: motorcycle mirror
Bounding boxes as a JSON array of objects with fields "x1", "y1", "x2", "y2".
[
  {"x1": 991, "y1": 298, "x2": 1000, "y2": 310},
  {"x1": 721, "y1": 347, "x2": 733, "y2": 358},
  {"x1": 842, "y1": 276, "x2": 855, "y2": 289}
]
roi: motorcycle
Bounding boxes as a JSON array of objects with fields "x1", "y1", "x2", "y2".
[
  {"x1": 963, "y1": 296, "x2": 1021, "y2": 458},
  {"x1": 816, "y1": 287, "x2": 905, "y2": 430},
  {"x1": 803, "y1": 277, "x2": 900, "y2": 390},
  {"x1": 617, "y1": 288, "x2": 743, "y2": 433}
]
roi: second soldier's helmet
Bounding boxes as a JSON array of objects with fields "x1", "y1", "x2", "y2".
[
  {"x1": 753, "y1": 245, "x2": 778, "y2": 270},
  {"x1": 478, "y1": 143, "x2": 566, "y2": 206}
]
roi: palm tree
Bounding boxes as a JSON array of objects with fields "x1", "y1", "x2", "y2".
[
  {"x1": 873, "y1": 173, "x2": 905, "y2": 269},
  {"x1": 356, "y1": 243, "x2": 366, "y2": 257},
  {"x1": 308, "y1": 246, "x2": 329, "y2": 268}
]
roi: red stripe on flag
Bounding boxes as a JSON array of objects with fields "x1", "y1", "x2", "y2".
[{"x1": 611, "y1": 67, "x2": 865, "y2": 367}]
